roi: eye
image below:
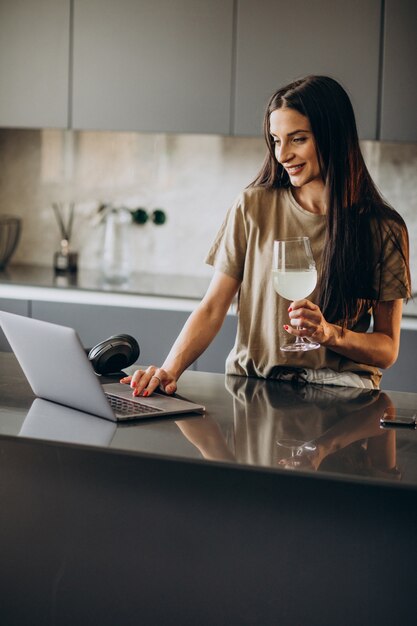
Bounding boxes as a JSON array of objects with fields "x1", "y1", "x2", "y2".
[
  {"x1": 272, "y1": 137, "x2": 280, "y2": 145},
  {"x1": 293, "y1": 136, "x2": 307, "y2": 143}
]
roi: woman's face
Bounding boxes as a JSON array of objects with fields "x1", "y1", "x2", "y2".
[{"x1": 269, "y1": 107, "x2": 322, "y2": 189}]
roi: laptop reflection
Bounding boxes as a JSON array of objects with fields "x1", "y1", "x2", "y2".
[{"x1": 19, "y1": 398, "x2": 116, "y2": 448}]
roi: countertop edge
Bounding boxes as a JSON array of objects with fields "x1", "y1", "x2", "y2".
[
  {"x1": 2, "y1": 431, "x2": 416, "y2": 493},
  {"x1": 0, "y1": 283, "x2": 206, "y2": 313},
  {"x1": 2, "y1": 283, "x2": 416, "y2": 324}
]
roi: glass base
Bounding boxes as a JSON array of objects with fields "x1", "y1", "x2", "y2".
[{"x1": 280, "y1": 340, "x2": 320, "y2": 352}]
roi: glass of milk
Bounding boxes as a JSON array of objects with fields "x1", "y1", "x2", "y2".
[{"x1": 272, "y1": 237, "x2": 320, "y2": 352}]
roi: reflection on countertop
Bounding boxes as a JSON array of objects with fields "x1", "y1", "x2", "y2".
[
  {"x1": 174, "y1": 378, "x2": 408, "y2": 483},
  {"x1": 0, "y1": 263, "x2": 211, "y2": 300},
  {"x1": 3, "y1": 347, "x2": 416, "y2": 490},
  {"x1": 223, "y1": 377, "x2": 403, "y2": 480}
]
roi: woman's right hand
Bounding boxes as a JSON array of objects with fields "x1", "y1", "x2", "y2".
[{"x1": 120, "y1": 365, "x2": 177, "y2": 397}]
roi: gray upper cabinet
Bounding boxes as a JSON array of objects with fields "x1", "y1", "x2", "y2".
[
  {"x1": 380, "y1": 0, "x2": 417, "y2": 142},
  {"x1": 0, "y1": 0, "x2": 414, "y2": 140},
  {"x1": 0, "y1": 0, "x2": 70, "y2": 129},
  {"x1": 72, "y1": 0, "x2": 234, "y2": 134},
  {"x1": 233, "y1": 0, "x2": 381, "y2": 139}
]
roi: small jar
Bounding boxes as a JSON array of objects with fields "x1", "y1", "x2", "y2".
[{"x1": 54, "y1": 239, "x2": 78, "y2": 274}]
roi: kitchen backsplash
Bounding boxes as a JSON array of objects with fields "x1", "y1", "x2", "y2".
[{"x1": 0, "y1": 129, "x2": 416, "y2": 288}]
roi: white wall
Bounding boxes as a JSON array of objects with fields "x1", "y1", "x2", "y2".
[{"x1": 0, "y1": 129, "x2": 416, "y2": 289}]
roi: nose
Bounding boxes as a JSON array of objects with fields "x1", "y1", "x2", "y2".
[{"x1": 276, "y1": 142, "x2": 293, "y2": 164}]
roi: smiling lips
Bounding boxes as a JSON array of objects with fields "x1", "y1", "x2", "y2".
[{"x1": 286, "y1": 163, "x2": 305, "y2": 175}]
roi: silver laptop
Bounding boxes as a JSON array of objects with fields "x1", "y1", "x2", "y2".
[{"x1": 0, "y1": 311, "x2": 205, "y2": 421}]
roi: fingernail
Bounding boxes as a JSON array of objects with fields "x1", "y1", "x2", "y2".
[
  {"x1": 288, "y1": 307, "x2": 292, "y2": 312},
  {"x1": 143, "y1": 391, "x2": 149, "y2": 397},
  {"x1": 284, "y1": 325, "x2": 289, "y2": 330}
]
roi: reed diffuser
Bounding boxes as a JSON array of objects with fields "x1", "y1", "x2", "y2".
[{"x1": 52, "y1": 202, "x2": 78, "y2": 274}]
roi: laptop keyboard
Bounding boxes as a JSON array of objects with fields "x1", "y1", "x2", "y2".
[{"x1": 105, "y1": 393, "x2": 163, "y2": 418}]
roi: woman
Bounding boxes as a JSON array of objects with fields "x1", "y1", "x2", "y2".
[{"x1": 122, "y1": 75, "x2": 411, "y2": 396}]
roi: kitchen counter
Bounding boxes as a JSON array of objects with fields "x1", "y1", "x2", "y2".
[
  {"x1": 2, "y1": 352, "x2": 417, "y2": 489},
  {"x1": 1, "y1": 263, "x2": 415, "y2": 326},
  {"x1": 0, "y1": 263, "x2": 212, "y2": 311},
  {"x1": 1, "y1": 351, "x2": 417, "y2": 624},
  {"x1": 0, "y1": 263, "x2": 211, "y2": 299}
]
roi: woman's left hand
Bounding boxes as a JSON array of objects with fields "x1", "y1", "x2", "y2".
[{"x1": 285, "y1": 299, "x2": 334, "y2": 346}]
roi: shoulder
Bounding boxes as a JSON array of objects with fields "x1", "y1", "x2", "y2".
[
  {"x1": 363, "y1": 202, "x2": 406, "y2": 231},
  {"x1": 235, "y1": 186, "x2": 289, "y2": 216},
  {"x1": 365, "y1": 206, "x2": 410, "y2": 298},
  {"x1": 366, "y1": 206, "x2": 408, "y2": 246},
  {"x1": 239, "y1": 185, "x2": 286, "y2": 203}
]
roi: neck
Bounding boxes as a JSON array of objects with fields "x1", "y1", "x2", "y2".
[{"x1": 292, "y1": 182, "x2": 327, "y2": 215}]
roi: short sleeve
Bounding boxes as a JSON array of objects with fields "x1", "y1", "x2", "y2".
[
  {"x1": 374, "y1": 221, "x2": 411, "y2": 301},
  {"x1": 205, "y1": 194, "x2": 248, "y2": 281}
]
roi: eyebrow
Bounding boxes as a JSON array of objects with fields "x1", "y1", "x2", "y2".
[{"x1": 271, "y1": 129, "x2": 311, "y2": 137}]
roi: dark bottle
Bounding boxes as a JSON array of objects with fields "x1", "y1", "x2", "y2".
[{"x1": 53, "y1": 239, "x2": 78, "y2": 274}]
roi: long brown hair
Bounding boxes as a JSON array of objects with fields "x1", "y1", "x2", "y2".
[{"x1": 250, "y1": 75, "x2": 410, "y2": 326}]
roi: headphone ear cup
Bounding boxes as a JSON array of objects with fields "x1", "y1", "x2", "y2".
[
  {"x1": 88, "y1": 334, "x2": 140, "y2": 375},
  {"x1": 109, "y1": 334, "x2": 140, "y2": 364}
]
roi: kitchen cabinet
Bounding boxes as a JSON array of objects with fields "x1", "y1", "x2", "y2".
[
  {"x1": 30, "y1": 300, "x2": 236, "y2": 374},
  {"x1": 196, "y1": 315, "x2": 237, "y2": 374},
  {"x1": 233, "y1": 0, "x2": 381, "y2": 139},
  {"x1": 0, "y1": 298, "x2": 30, "y2": 351},
  {"x1": 380, "y1": 329, "x2": 417, "y2": 393},
  {"x1": 0, "y1": 0, "x2": 70, "y2": 129},
  {"x1": 380, "y1": 0, "x2": 417, "y2": 141},
  {"x1": 1, "y1": 0, "x2": 415, "y2": 141},
  {"x1": 71, "y1": 0, "x2": 234, "y2": 133},
  {"x1": 2, "y1": 292, "x2": 416, "y2": 385},
  {"x1": 31, "y1": 300, "x2": 191, "y2": 370}
]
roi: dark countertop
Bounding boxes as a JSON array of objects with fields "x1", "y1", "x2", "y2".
[
  {"x1": 2, "y1": 351, "x2": 417, "y2": 490},
  {"x1": 0, "y1": 263, "x2": 211, "y2": 300},
  {"x1": 2, "y1": 350, "x2": 417, "y2": 625}
]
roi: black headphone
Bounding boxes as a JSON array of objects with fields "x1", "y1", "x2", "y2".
[{"x1": 87, "y1": 334, "x2": 140, "y2": 376}]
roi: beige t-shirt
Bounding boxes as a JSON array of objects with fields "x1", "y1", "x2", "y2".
[{"x1": 205, "y1": 186, "x2": 410, "y2": 387}]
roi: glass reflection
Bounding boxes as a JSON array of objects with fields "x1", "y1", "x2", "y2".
[{"x1": 176, "y1": 377, "x2": 401, "y2": 481}]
